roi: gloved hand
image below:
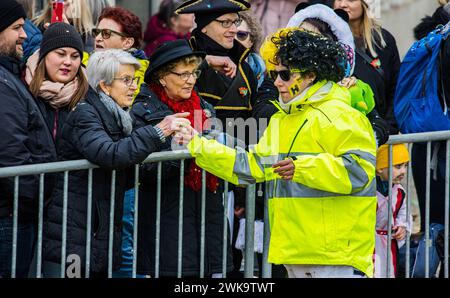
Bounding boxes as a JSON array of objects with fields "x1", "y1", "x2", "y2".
[{"x1": 347, "y1": 79, "x2": 376, "y2": 115}]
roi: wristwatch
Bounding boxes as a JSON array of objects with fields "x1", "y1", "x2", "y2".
[{"x1": 153, "y1": 126, "x2": 166, "y2": 143}]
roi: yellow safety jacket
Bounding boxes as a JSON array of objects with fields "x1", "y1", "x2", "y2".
[{"x1": 187, "y1": 81, "x2": 377, "y2": 277}]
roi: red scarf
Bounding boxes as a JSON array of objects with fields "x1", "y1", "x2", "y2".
[{"x1": 149, "y1": 83, "x2": 219, "y2": 193}]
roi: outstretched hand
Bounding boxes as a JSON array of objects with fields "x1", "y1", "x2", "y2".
[
  {"x1": 156, "y1": 112, "x2": 191, "y2": 137},
  {"x1": 272, "y1": 158, "x2": 295, "y2": 180},
  {"x1": 173, "y1": 124, "x2": 198, "y2": 146}
]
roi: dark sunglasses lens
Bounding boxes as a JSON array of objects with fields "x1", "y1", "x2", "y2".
[
  {"x1": 268, "y1": 71, "x2": 277, "y2": 80},
  {"x1": 279, "y1": 71, "x2": 291, "y2": 81},
  {"x1": 237, "y1": 32, "x2": 248, "y2": 41},
  {"x1": 102, "y1": 29, "x2": 111, "y2": 39}
]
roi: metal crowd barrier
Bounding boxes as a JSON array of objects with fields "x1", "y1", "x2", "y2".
[
  {"x1": 0, "y1": 150, "x2": 257, "y2": 278},
  {"x1": 1, "y1": 130, "x2": 450, "y2": 278},
  {"x1": 386, "y1": 131, "x2": 450, "y2": 278}
]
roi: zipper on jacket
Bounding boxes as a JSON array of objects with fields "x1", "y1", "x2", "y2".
[
  {"x1": 286, "y1": 119, "x2": 308, "y2": 158},
  {"x1": 273, "y1": 119, "x2": 308, "y2": 198}
]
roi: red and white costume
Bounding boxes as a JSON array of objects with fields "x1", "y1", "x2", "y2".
[{"x1": 374, "y1": 184, "x2": 411, "y2": 278}]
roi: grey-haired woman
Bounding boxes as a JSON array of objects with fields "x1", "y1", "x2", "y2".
[{"x1": 43, "y1": 49, "x2": 189, "y2": 277}]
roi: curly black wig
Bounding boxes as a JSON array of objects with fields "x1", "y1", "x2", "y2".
[{"x1": 270, "y1": 29, "x2": 346, "y2": 83}]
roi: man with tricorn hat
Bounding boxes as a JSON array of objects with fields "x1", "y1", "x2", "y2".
[
  {"x1": 176, "y1": 0, "x2": 260, "y2": 277},
  {"x1": 175, "y1": 0, "x2": 258, "y2": 140}
]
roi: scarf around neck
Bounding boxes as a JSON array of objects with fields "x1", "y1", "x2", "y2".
[
  {"x1": 149, "y1": 83, "x2": 219, "y2": 193},
  {"x1": 98, "y1": 91, "x2": 133, "y2": 136},
  {"x1": 25, "y1": 49, "x2": 80, "y2": 109}
]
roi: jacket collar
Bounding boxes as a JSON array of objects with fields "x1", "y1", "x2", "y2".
[
  {"x1": 190, "y1": 30, "x2": 250, "y2": 63},
  {"x1": 281, "y1": 81, "x2": 351, "y2": 114},
  {"x1": 84, "y1": 87, "x2": 123, "y2": 135},
  {"x1": 0, "y1": 56, "x2": 22, "y2": 76}
]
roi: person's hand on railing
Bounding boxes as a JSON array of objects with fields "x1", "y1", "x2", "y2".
[
  {"x1": 205, "y1": 55, "x2": 237, "y2": 78},
  {"x1": 155, "y1": 112, "x2": 191, "y2": 137}
]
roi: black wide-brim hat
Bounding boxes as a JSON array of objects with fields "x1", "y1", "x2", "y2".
[{"x1": 145, "y1": 39, "x2": 206, "y2": 83}]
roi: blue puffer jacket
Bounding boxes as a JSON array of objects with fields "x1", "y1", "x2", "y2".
[{"x1": 22, "y1": 19, "x2": 42, "y2": 64}]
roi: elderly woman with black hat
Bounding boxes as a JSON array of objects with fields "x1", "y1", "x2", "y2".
[
  {"x1": 130, "y1": 39, "x2": 233, "y2": 277},
  {"x1": 42, "y1": 48, "x2": 190, "y2": 277},
  {"x1": 177, "y1": 28, "x2": 377, "y2": 278}
]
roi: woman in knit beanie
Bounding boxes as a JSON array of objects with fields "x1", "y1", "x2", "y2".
[{"x1": 24, "y1": 22, "x2": 89, "y2": 144}]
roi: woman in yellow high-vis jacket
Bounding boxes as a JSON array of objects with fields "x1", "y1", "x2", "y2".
[{"x1": 177, "y1": 28, "x2": 377, "y2": 278}]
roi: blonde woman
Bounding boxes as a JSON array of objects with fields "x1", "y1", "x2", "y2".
[{"x1": 333, "y1": 0, "x2": 400, "y2": 135}]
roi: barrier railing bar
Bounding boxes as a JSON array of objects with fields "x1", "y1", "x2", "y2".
[
  {"x1": 386, "y1": 145, "x2": 393, "y2": 278},
  {"x1": 36, "y1": 173, "x2": 45, "y2": 278},
  {"x1": 107, "y1": 170, "x2": 116, "y2": 278},
  {"x1": 244, "y1": 184, "x2": 255, "y2": 278},
  {"x1": 155, "y1": 162, "x2": 162, "y2": 278},
  {"x1": 405, "y1": 143, "x2": 412, "y2": 278},
  {"x1": 11, "y1": 176, "x2": 19, "y2": 278},
  {"x1": 262, "y1": 183, "x2": 271, "y2": 278},
  {"x1": 177, "y1": 160, "x2": 184, "y2": 278},
  {"x1": 61, "y1": 171, "x2": 69, "y2": 278},
  {"x1": 132, "y1": 165, "x2": 139, "y2": 279},
  {"x1": 222, "y1": 181, "x2": 229, "y2": 277},
  {"x1": 85, "y1": 169, "x2": 93, "y2": 278},
  {"x1": 200, "y1": 169, "x2": 206, "y2": 278},
  {"x1": 425, "y1": 142, "x2": 431, "y2": 277}
]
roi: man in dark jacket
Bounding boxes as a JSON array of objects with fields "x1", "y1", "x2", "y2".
[
  {"x1": 0, "y1": 0, "x2": 57, "y2": 278},
  {"x1": 176, "y1": 0, "x2": 258, "y2": 147},
  {"x1": 410, "y1": 4, "x2": 450, "y2": 243}
]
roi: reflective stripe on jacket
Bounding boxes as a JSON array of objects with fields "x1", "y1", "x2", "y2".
[{"x1": 187, "y1": 81, "x2": 377, "y2": 277}]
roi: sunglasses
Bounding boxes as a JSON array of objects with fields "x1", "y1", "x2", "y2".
[
  {"x1": 236, "y1": 31, "x2": 250, "y2": 42},
  {"x1": 92, "y1": 28, "x2": 126, "y2": 39},
  {"x1": 268, "y1": 70, "x2": 302, "y2": 81}
]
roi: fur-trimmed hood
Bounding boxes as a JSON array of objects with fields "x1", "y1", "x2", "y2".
[{"x1": 414, "y1": 6, "x2": 450, "y2": 40}]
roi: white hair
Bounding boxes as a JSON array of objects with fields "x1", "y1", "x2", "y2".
[{"x1": 87, "y1": 49, "x2": 141, "y2": 90}]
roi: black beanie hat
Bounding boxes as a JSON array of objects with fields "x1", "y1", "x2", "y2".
[
  {"x1": 39, "y1": 23, "x2": 84, "y2": 61},
  {"x1": 0, "y1": 0, "x2": 27, "y2": 33}
]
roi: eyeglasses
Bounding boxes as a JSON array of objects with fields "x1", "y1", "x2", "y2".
[
  {"x1": 213, "y1": 18, "x2": 242, "y2": 28},
  {"x1": 113, "y1": 76, "x2": 140, "y2": 87},
  {"x1": 268, "y1": 70, "x2": 302, "y2": 81},
  {"x1": 236, "y1": 31, "x2": 250, "y2": 42},
  {"x1": 169, "y1": 70, "x2": 202, "y2": 81},
  {"x1": 92, "y1": 28, "x2": 126, "y2": 39}
]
